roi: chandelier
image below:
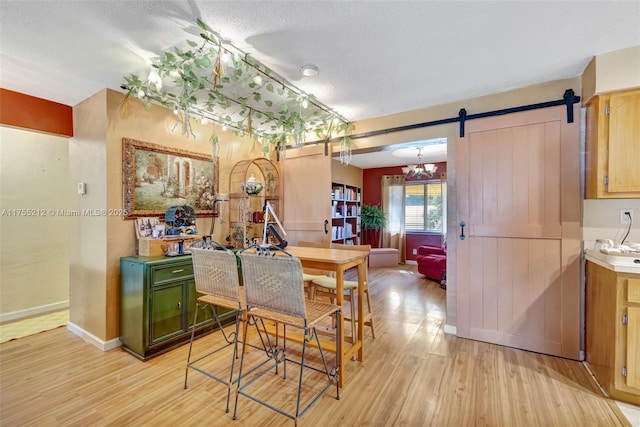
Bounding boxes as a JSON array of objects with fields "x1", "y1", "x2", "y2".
[
  {"x1": 120, "y1": 19, "x2": 352, "y2": 162},
  {"x1": 402, "y1": 147, "x2": 438, "y2": 179}
]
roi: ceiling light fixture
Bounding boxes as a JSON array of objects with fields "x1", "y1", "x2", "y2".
[
  {"x1": 121, "y1": 19, "x2": 351, "y2": 161},
  {"x1": 402, "y1": 147, "x2": 438, "y2": 179},
  {"x1": 300, "y1": 64, "x2": 319, "y2": 77}
]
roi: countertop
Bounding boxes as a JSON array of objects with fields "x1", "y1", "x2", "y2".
[{"x1": 585, "y1": 249, "x2": 640, "y2": 274}]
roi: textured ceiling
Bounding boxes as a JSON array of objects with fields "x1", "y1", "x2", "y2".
[{"x1": 1, "y1": 1, "x2": 639, "y2": 168}]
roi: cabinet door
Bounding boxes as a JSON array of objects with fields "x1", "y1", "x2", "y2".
[
  {"x1": 608, "y1": 90, "x2": 640, "y2": 193},
  {"x1": 150, "y1": 282, "x2": 184, "y2": 345},
  {"x1": 627, "y1": 306, "x2": 640, "y2": 389}
]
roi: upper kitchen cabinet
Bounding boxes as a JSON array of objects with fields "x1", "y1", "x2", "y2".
[{"x1": 585, "y1": 88, "x2": 640, "y2": 199}]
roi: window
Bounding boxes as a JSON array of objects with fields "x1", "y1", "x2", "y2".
[{"x1": 405, "y1": 181, "x2": 443, "y2": 232}]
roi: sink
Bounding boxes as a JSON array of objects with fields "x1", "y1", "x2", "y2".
[{"x1": 585, "y1": 249, "x2": 640, "y2": 274}]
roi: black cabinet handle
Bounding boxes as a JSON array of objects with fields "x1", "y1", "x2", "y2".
[
  {"x1": 459, "y1": 221, "x2": 466, "y2": 240},
  {"x1": 324, "y1": 219, "x2": 329, "y2": 235}
]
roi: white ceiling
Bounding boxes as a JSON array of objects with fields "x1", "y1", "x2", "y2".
[{"x1": 1, "y1": 1, "x2": 639, "y2": 168}]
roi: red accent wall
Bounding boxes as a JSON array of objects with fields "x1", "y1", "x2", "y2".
[
  {"x1": 0, "y1": 88, "x2": 73, "y2": 137},
  {"x1": 362, "y1": 161, "x2": 447, "y2": 206},
  {"x1": 362, "y1": 161, "x2": 447, "y2": 260}
]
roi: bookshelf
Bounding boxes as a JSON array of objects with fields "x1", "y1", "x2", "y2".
[{"x1": 331, "y1": 182, "x2": 361, "y2": 244}]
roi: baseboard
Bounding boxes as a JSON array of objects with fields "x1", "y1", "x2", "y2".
[
  {"x1": 67, "y1": 321, "x2": 121, "y2": 352},
  {"x1": 0, "y1": 300, "x2": 69, "y2": 323},
  {"x1": 444, "y1": 324, "x2": 457, "y2": 335},
  {"x1": 406, "y1": 260, "x2": 417, "y2": 265}
]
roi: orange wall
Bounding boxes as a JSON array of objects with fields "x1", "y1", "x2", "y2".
[{"x1": 0, "y1": 88, "x2": 73, "y2": 137}]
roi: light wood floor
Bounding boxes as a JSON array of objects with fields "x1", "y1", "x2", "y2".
[{"x1": 0, "y1": 264, "x2": 630, "y2": 426}]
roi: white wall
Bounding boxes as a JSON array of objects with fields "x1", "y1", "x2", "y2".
[
  {"x1": 583, "y1": 199, "x2": 640, "y2": 247},
  {"x1": 0, "y1": 126, "x2": 70, "y2": 320}
]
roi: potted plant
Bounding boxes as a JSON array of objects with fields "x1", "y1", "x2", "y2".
[{"x1": 360, "y1": 204, "x2": 385, "y2": 248}]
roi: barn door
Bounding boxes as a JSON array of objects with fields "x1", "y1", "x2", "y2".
[
  {"x1": 456, "y1": 104, "x2": 582, "y2": 359},
  {"x1": 282, "y1": 146, "x2": 332, "y2": 244}
]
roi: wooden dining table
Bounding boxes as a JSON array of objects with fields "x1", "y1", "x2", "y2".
[{"x1": 253, "y1": 245, "x2": 367, "y2": 387}]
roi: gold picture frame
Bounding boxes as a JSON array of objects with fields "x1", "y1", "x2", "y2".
[{"x1": 122, "y1": 137, "x2": 218, "y2": 218}]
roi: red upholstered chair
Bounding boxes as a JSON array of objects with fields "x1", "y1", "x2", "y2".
[{"x1": 416, "y1": 244, "x2": 446, "y2": 285}]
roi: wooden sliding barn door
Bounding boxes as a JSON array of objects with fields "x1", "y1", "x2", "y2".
[
  {"x1": 456, "y1": 104, "x2": 582, "y2": 360},
  {"x1": 282, "y1": 146, "x2": 332, "y2": 244}
]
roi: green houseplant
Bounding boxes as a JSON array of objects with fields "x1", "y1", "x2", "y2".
[{"x1": 360, "y1": 204, "x2": 385, "y2": 248}]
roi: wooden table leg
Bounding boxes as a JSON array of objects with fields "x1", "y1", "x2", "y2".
[
  {"x1": 335, "y1": 266, "x2": 345, "y2": 388},
  {"x1": 357, "y1": 261, "x2": 365, "y2": 362}
]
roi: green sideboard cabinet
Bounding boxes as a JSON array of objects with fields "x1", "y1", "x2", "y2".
[{"x1": 120, "y1": 255, "x2": 233, "y2": 360}]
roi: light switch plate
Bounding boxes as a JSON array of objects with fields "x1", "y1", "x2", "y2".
[{"x1": 77, "y1": 182, "x2": 86, "y2": 195}]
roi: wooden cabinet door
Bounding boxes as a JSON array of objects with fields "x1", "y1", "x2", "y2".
[
  {"x1": 150, "y1": 282, "x2": 184, "y2": 344},
  {"x1": 608, "y1": 90, "x2": 640, "y2": 193},
  {"x1": 627, "y1": 306, "x2": 640, "y2": 390}
]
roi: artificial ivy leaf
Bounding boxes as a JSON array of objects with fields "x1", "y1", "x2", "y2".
[
  {"x1": 264, "y1": 100, "x2": 273, "y2": 107},
  {"x1": 266, "y1": 83, "x2": 274, "y2": 92},
  {"x1": 277, "y1": 87, "x2": 284, "y2": 96},
  {"x1": 197, "y1": 18, "x2": 214, "y2": 33},
  {"x1": 253, "y1": 92, "x2": 261, "y2": 102},
  {"x1": 187, "y1": 40, "x2": 198, "y2": 48}
]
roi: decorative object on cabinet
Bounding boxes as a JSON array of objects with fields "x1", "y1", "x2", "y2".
[
  {"x1": 360, "y1": 204, "x2": 385, "y2": 248},
  {"x1": 244, "y1": 173, "x2": 263, "y2": 195},
  {"x1": 120, "y1": 19, "x2": 351, "y2": 160},
  {"x1": 331, "y1": 182, "x2": 361, "y2": 244},
  {"x1": 135, "y1": 217, "x2": 199, "y2": 257},
  {"x1": 122, "y1": 138, "x2": 218, "y2": 218},
  {"x1": 165, "y1": 205, "x2": 197, "y2": 235},
  {"x1": 120, "y1": 255, "x2": 233, "y2": 360},
  {"x1": 585, "y1": 261, "x2": 640, "y2": 405},
  {"x1": 228, "y1": 158, "x2": 281, "y2": 248},
  {"x1": 585, "y1": 88, "x2": 640, "y2": 198}
]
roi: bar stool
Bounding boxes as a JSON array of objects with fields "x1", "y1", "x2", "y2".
[
  {"x1": 310, "y1": 243, "x2": 376, "y2": 340},
  {"x1": 296, "y1": 240, "x2": 332, "y2": 298},
  {"x1": 233, "y1": 246, "x2": 341, "y2": 425},
  {"x1": 184, "y1": 241, "x2": 245, "y2": 413}
]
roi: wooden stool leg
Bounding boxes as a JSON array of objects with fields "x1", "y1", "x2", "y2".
[
  {"x1": 364, "y1": 284, "x2": 375, "y2": 338},
  {"x1": 348, "y1": 290, "x2": 356, "y2": 344}
]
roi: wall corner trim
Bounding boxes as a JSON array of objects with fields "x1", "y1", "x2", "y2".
[
  {"x1": 67, "y1": 322, "x2": 122, "y2": 352},
  {"x1": 443, "y1": 324, "x2": 457, "y2": 336}
]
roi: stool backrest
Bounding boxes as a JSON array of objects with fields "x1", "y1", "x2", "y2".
[
  {"x1": 238, "y1": 252, "x2": 307, "y2": 320},
  {"x1": 191, "y1": 247, "x2": 243, "y2": 308}
]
